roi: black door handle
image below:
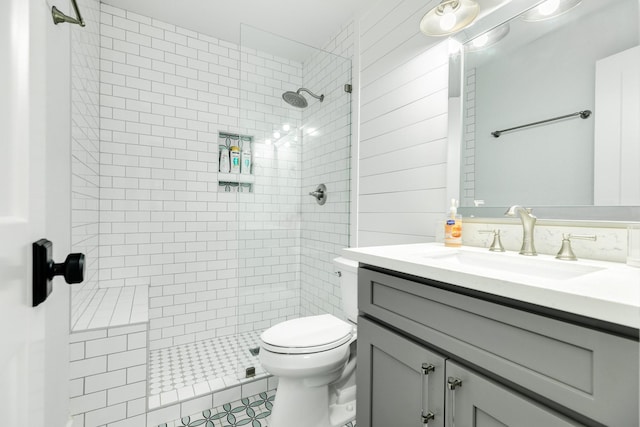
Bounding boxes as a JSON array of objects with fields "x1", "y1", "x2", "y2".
[{"x1": 33, "y1": 239, "x2": 85, "y2": 307}]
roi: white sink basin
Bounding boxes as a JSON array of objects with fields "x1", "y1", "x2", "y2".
[{"x1": 422, "y1": 250, "x2": 604, "y2": 280}]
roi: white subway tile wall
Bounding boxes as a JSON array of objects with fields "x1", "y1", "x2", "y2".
[
  {"x1": 69, "y1": 324, "x2": 148, "y2": 427},
  {"x1": 71, "y1": 0, "x2": 101, "y2": 328},
  {"x1": 462, "y1": 68, "x2": 476, "y2": 206},
  {"x1": 358, "y1": 0, "x2": 450, "y2": 246},
  {"x1": 99, "y1": 4, "x2": 353, "y2": 347},
  {"x1": 98, "y1": 5, "x2": 307, "y2": 350}
]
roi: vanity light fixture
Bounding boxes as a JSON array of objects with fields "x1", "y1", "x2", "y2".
[
  {"x1": 420, "y1": 0, "x2": 480, "y2": 36},
  {"x1": 466, "y1": 23, "x2": 510, "y2": 51},
  {"x1": 521, "y1": 0, "x2": 582, "y2": 22}
]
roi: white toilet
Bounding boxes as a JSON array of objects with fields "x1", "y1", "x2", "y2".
[{"x1": 259, "y1": 257, "x2": 358, "y2": 427}]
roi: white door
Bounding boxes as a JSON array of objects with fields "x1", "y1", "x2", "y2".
[
  {"x1": 594, "y1": 45, "x2": 640, "y2": 205},
  {"x1": 0, "y1": 0, "x2": 71, "y2": 425}
]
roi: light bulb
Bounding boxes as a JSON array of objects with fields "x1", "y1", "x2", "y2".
[
  {"x1": 265, "y1": 139, "x2": 272, "y2": 145},
  {"x1": 282, "y1": 124, "x2": 290, "y2": 132},
  {"x1": 537, "y1": 0, "x2": 560, "y2": 16},
  {"x1": 472, "y1": 34, "x2": 489, "y2": 48},
  {"x1": 285, "y1": 141, "x2": 291, "y2": 148},
  {"x1": 440, "y1": 4, "x2": 457, "y2": 31},
  {"x1": 273, "y1": 131, "x2": 281, "y2": 139}
]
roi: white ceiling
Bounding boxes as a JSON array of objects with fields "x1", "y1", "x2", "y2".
[{"x1": 102, "y1": 0, "x2": 374, "y2": 50}]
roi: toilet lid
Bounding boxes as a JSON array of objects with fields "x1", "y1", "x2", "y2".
[{"x1": 260, "y1": 314, "x2": 354, "y2": 354}]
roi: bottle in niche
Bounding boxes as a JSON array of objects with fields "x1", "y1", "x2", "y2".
[
  {"x1": 444, "y1": 198, "x2": 462, "y2": 247},
  {"x1": 241, "y1": 146, "x2": 252, "y2": 175},
  {"x1": 230, "y1": 146, "x2": 241, "y2": 173},
  {"x1": 219, "y1": 145, "x2": 230, "y2": 173}
]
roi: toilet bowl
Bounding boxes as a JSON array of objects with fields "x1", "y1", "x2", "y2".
[{"x1": 259, "y1": 257, "x2": 359, "y2": 427}]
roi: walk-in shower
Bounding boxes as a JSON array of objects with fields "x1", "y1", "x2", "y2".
[
  {"x1": 67, "y1": 4, "x2": 353, "y2": 419},
  {"x1": 282, "y1": 87, "x2": 325, "y2": 108},
  {"x1": 144, "y1": 24, "x2": 353, "y2": 407}
]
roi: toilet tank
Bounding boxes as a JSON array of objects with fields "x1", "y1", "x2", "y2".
[{"x1": 333, "y1": 257, "x2": 359, "y2": 323}]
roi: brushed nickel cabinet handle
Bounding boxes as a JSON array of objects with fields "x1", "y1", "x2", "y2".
[
  {"x1": 421, "y1": 363, "x2": 436, "y2": 424},
  {"x1": 447, "y1": 377, "x2": 462, "y2": 427}
]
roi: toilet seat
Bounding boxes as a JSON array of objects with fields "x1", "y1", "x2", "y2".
[{"x1": 261, "y1": 314, "x2": 354, "y2": 355}]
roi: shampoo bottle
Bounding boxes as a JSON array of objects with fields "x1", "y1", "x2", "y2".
[
  {"x1": 444, "y1": 198, "x2": 462, "y2": 247},
  {"x1": 219, "y1": 145, "x2": 230, "y2": 173},
  {"x1": 241, "y1": 146, "x2": 251, "y2": 175},
  {"x1": 230, "y1": 146, "x2": 241, "y2": 173}
]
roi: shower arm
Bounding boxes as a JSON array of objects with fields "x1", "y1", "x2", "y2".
[
  {"x1": 297, "y1": 88, "x2": 324, "y2": 102},
  {"x1": 52, "y1": 0, "x2": 85, "y2": 27}
]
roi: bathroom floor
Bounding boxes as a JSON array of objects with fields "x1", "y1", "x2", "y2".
[
  {"x1": 159, "y1": 390, "x2": 357, "y2": 427},
  {"x1": 149, "y1": 330, "x2": 268, "y2": 407}
]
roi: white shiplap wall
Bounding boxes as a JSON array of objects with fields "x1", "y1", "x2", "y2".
[{"x1": 358, "y1": 0, "x2": 450, "y2": 246}]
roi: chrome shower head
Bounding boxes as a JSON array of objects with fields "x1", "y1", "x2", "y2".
[
  {"x1": 282, "y1": 88, "x2": 324, "y2": 108},
  {"x1": 282, "y1": 91, "x2": 308, "y2": 108}
]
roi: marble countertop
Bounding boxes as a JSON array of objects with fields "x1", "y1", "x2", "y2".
[{"x1": 343, "y1": 243, "x2": 640, "y2": 329}]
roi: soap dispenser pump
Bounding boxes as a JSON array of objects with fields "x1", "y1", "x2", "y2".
[{"x1": 444, "y1": 198, "x2": 462, "y2": 247}]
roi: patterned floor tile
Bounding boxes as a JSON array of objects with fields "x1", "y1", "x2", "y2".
[
  {"x1": 149, "y1": 330, "x2": 266, "y2": 399},
  {"x1": 160, "y1": 390, "x2": 357, "y2": 427}
]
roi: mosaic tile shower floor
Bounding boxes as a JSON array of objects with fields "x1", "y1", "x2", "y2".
[
  {"x1": 159, "y1": 390, "x2": 357, "y2": 427},
  {"x1": 149, "y1": 330, "x2": 268, "y2": 407}
]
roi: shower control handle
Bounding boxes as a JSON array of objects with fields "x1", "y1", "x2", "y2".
[{"x1": 309, "y1": 184, "x2": 327, "y2": 205}]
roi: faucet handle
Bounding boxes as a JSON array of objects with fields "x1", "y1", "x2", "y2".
[
  {"x1": 479, "y1": 229, "x2": 505, "y2": 252},
  {"x1": 555, "y1": 233, "x2": 597, "y2": 261}
]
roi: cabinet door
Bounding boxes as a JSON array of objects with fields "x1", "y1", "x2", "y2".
[
  {"x1": 356, "y1": 317, "x2": 446, "y2": 427},
  {"x1": 445, "y1": 361, "x2": 583, "y2": 427}
]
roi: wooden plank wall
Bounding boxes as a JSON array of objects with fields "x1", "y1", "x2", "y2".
[{"x1": 358, "y1": 0, "x2": 450, "y2": 246}]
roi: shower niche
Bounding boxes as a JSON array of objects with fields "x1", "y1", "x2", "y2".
[{"x1": 218, "y1": 132, "x2": 255, "y2": 192}]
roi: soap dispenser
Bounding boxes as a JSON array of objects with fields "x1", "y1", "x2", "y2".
[{"x1": 444, "y1": 198, "x2": 462, "y2": 247}]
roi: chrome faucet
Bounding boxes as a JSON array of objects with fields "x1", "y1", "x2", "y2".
[{"x1": 505, "y1": 205, "x2": 537, "y2": 256}]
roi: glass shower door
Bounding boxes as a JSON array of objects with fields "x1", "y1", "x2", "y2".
[{"x1": 235, "y1": 24, "x2": 352, "y2": 384}]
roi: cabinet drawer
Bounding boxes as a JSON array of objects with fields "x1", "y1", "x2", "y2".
[{"x1": 359, "y1": 268, "x2": 639, "y2": 426}]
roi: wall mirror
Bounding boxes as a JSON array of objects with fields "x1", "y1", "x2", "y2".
[{"x1": 448, "y1": 0, "x2": 640, "y2": 221}]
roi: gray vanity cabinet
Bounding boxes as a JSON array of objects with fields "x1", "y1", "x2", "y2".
[
  {"x1": 357, "y1": 317, "x2": 580, "y2": 427},
  {"x1": 356, "y1": 267, "x2": 640, "y2": 427}
]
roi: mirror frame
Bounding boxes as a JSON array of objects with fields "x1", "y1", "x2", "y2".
[{"x1": 446, "y1": 0, "x2": 640, "y2": 221}]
